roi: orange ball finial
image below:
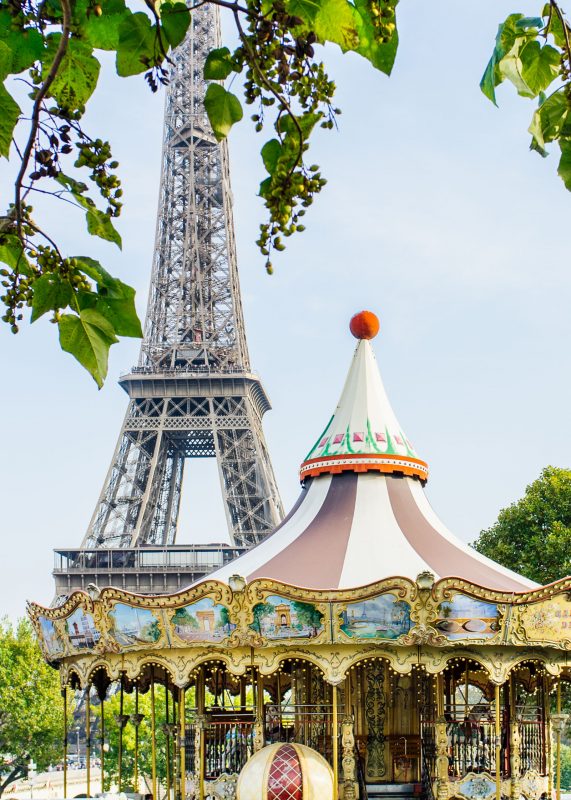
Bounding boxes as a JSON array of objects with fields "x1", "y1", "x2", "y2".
[{"x1": 350, "y1": 310, "x2": 380, "y2": 340}]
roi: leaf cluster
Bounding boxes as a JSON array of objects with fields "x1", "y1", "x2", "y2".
[
  {"x1": 472, "y1": 466, "x2": 571, "y2": 585},
  {"x1": 0, "y1": 0, "x2": 401, "y2": 383},
  {"x1": 480, "y1": 4, "x2": 571, "y2": 191},
  {"x1": 2, "y1": 0, "x2": 571, "y2": 385},
  {"x1": 0, "y1": 619, "x2": 64, "y2": 781}
]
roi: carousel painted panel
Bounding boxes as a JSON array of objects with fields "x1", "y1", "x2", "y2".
[
  {"x1": 169, "y1": 597, "x2": 236, "y2": 644},
  {"x1": 37, "y1": 616, "x2": 65, "y2": 659},
  {"x1": 336, "y1": 592, "x2": 412, "y2": 641},
  {"x1": 107, "y1": 602, "x2": 166, "y2": 649},
  {"x1": 248, "y1": 594, "x2": 327, "y2": 643},
  {"x1": 509, "y1": 593, "x2": 571, "y2": 647},
  {"x1": 431, "y1": 594, "x2": 502, "y2": 642},
  {"x1": 64, "y1": 607, "x2": 102, "y2": 651}
]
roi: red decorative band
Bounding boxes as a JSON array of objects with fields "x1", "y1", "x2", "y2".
[
  {"x1": 299, "y1": 453, "x2": 429, "y2": 482},
  {"x1": 267, "y1": 744, "x2": 303, "y2": 800}
]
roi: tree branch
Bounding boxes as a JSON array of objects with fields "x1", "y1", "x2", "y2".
[{"x1": 14, "y1": 0, "x2": 72, "y2": 244}]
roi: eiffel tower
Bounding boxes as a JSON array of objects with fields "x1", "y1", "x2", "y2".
[{"x1": 54, "y1": 6, "x2": 283, "y2": 596}]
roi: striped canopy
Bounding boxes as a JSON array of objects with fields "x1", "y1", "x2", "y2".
[{"x1": 206, "y1": 318, "x2": 534, "y2": 592}]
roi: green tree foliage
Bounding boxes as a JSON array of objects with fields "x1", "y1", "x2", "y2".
[
  {"x1": 1, "y1": 0, "x2": 571, "y2": 385},
  {"x1": 0, "y1": 619, "x2": 65, "y2": 796},
  {"x1": 251, "y1": 601, "x2": 274, "y2": 633},
  {"x1": 291, "y1": 600, "x2": 323, "y2": 634},
  {"x1": 472, "y1": 466, "x2": 571, "y2": 585},
  {"x1": 561, "y1": 743, "x2": 571, "y2": 790},
  {"x1": 101, "y1": 685, "x2": 169, "y2": 793}
]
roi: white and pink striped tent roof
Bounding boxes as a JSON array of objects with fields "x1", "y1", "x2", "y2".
[{"x1": 206, "y1": 313, "x2": 534, "y2": 593}]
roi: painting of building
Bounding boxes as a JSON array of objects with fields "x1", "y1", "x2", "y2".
[
  {"x1": 39, "y1": 617, "x2": 64, "y2": 657},
  {"x1": 108, "y1": 604, "x2": 162, "y2": 646},
  {"x1": 65, "y1": 608, "x2": 101, "y2": 649},
  {"x1": 250, "y1": 595, "x2": 324, "y2": 640},
  {"x1": 435, "y1": 594, "x2": 500, "y2": 640},
  {"x1": 171, "y1": 598, "x2": 235, "y2": 643},
  {"x1": 340, "y1": 593, "x2": 412, "y2": 640}
]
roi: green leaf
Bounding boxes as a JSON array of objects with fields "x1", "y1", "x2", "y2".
[
  {"x1": 499, "y1": 53, "x2": 534, "y2": 98},
  {"x1": 160, "y1": 2, "x2": 191, "y2": 49},
  {"x1": 547, "y1": 12, "x2": 567, "y2": 48},
  {"x1": 204, "y1": 83, "x2": 243, "y2": 141},
  {"x1": 520, "y1": 41, "x2": 560, "y2": 95},
  {"x1": 285, "y1": 0, "x2": 320, "y2": 26},
  {"x1": 0, "y1": 13, "x2": 44, "y2": 73},
  {"x1": 84, "y1": 0, "x2": 132, "y2": 50},
  {"x1": 261, "y1": 139, "x2": 283, "y2": 175},
  {"x1": 56, "y1": 173, "x2": 89, "y2": 195},
  {"x1": 86, "y1": 207, "x2": 122, "y2": 247},
  {"x1": 480, "y1": 14, "x2": 535, "y2": 104},
  {"x1": 515, "y1": 16, "x2": 544, "y2": 31},
  {"x1": 116, "y1": 12, "x2": 156, "y2": 77},
  {"x1": 58, "y1": 308, "x2": 118, "y2": 388},
  {"x1": 353, "y1": 0, "x2": 398, "y2": 75},
  {"x1": 74, "y1": 256, "x2": 142, "y2": 337},
  {"x1": 57, "y1": 175, "x2": 122, "y2": 247},
  {"x1": 258, "y1": 176, "x2": 272, "y2": 198},
  {"x1": 204, "y1": 47, "x2": 235, "y2": 80},
  {"x1": 0, "y1": 41, "x2": 11, "y2": 79},
  {"x1": 277, "y1": 111, "x2": 322, "y2": 139},
  {"x1": 31, "y1": 274, "x2": 73, "y2": 322},
  {"x1": 0, "y1": 83, "x2": 20, "y2": 158},
  {"x1": 78, "y1": 287, "x2": 142, "y2": 337},
  {"x1": 73, "y1": 254, "x2": 115, "y2": 285},
  {"x1": 313, "y1": 0, "x2": 359, "y2": 51},
  {"x1": 529, "y1": 88, "x2": 569, "y2": 148},
  {"x1": 42, "y1": 36, "x2": 101, "y2": 110},
  {"x1": 0, "y1": 234, "x2": 29, "y2": 273},
  {"x1": 557, "y1": 138, "x2": 571, "y2": 190}
]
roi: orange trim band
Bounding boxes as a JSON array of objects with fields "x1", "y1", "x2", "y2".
[{"x1": 299, "y1": 452, "x2": 429, "y2": 481}]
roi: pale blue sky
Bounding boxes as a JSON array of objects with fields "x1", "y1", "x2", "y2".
[{"x1": 1, "y1": 0, "x2": 570, "y2": 619}]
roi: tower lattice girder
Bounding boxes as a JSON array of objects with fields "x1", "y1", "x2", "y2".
[{"x1": 81, "y1": 5, "x2": 283, "y2": 551}]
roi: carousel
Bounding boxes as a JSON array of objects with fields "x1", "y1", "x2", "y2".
[{"x1": 29, "y1": 311, "x2": 571, "y2": 800}]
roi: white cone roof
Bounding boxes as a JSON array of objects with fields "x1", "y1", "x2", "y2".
[
  {"x1": 206, "y1": 316, "x2": 535, "y2": 592},
  {"x1": 301, "y1": 339, "x2": 428, "y2": 481}
]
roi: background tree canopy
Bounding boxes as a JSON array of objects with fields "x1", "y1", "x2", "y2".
[
  {"x1": 1, "y1": 0, "x2": 571, "y2": 385},
  {"x1": 472, "y1": 466, "x2": 571, "y2": 585},
  {"x1": 0, "y1": 619, "x2": 64, "y2": 795}
]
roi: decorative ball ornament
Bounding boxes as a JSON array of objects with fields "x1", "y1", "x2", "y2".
[
  {"x1": 349, "y1": 309, "x2": 380, "y2": 340},
  {"x1": 236, "y1": 742, "x2": 334, "y2": 800}
]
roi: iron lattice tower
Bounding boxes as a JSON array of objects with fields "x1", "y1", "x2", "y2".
[{"x1": 81, "y1": 7, "x2": 283, "y2": 550}]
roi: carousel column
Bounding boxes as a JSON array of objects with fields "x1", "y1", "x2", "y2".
[
  {"x1": 172, "y1": 689, "x2": 179, "y2": 800},
  {"x1": 179, "y1": 686, "x2": 186, "y2": 800},
  {"x1": 85, "y1": 685, "x2": 91, "y2": 797},
  {"x1": 117, "y1": 676, "x2": 126, "y2": 794},
  {"x1": 132, "y1": 684, "x2": 141, "y2": 792},
  {"x1": 195, "y1": 668, "x2": 206, "y2": 800},
  {"x1": 255, "y1": 667, "x2": 265, "y2": 752},
  {"x1": 332, "y1": 684, "x2": 339, "y2": 799},
  {"x1": 494, "y1": 684, "x2": 502, "y2": 800},
  {"x1": 62, "y1": 687, "x2": 68, "y2": 799},
  {"x1": 164, "y1": 683, "x2": 171, "y2": 800},
  {"x1": 151, "y1": 668, "x2": 158, "y2": 800},
  {"x1": 435, "y1": 674, "x2": 450, "y2": 800},
  {"x1": 509, "y1": 675, "x2": 521, "y2": 800},
  {"x1": 364, "y1": 660, "x2": 387, "y2": 782},
  {"x1": 341, "y1": 674, "x2": 357, "y2": 800},
  {"x1": 100, "y1": 691, "x2": 106, "y2": 795},
  {"x1": 551, "y1": 680, "x2": 568, "y2": 800},
  {"x1": 544, "y1": 675, "x2": 552, "y2": 800}
]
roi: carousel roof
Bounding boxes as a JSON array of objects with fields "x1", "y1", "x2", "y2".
[{"x1": 206, "y1": 312, "x2": 535, "y2": 593}]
